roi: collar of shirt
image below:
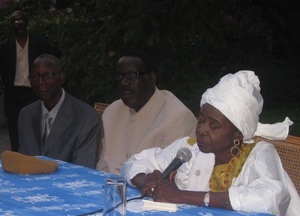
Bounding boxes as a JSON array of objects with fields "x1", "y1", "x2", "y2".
[
  {"x1": 128, "y1": 87, "x2": 159, "y2": 116},
  {"x1": 15, "y1": 33, "x2": 29, "y2": 49},
  {"x1": 41, "y1": 88, "x2": 66, "y2": 120}
]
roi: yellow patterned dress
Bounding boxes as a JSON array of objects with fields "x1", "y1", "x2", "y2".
[{"x1": 209, "y1": 143, "x2": 256, "y2": 192}]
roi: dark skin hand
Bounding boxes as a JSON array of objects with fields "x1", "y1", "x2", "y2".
[
  {"x1": 132, "y1": 170, "x2": 164, "y2": 197},
  {"x1": 133, "y1": 170, "x2": 183, "y2": 202},
  {"x1": 146, "y1": 175, "x2": 182, "y2": 203},
  {"x1": 132, "y1": 170, "x2": 232, "y2": 208}
]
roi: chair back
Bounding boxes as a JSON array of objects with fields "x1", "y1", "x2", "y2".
[
  {"x1": 256, "y1": 135, "x2": 300, "y2": 194},
  {"x1": 94, "y1": 102, "x2": 110, "y2": 159}
]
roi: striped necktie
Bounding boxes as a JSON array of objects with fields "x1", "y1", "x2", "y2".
[{"x1": 42, "y1": 114, "x2": 53, "y2": 145}]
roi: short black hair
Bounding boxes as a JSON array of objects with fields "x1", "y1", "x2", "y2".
[
  {"x1": 10, "y1": 10, "x2": 28, "y2": 22},
  {"x1": 34, "y1": 54, "x2": 62, "y2": 72},
  {"x1": 119, "y1": 50, "x2": 157, "y2": 74}
]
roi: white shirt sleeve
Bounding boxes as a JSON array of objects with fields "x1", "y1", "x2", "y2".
[
  {"x1": 121, "y1": 136, "x2": 215, "y2": 191},
  {"x1": 229, "y1": 141, "x2": 300, "y2": 215},
  {"x1": 121, "y1": 137, "x2": 191, "y2": 186}
]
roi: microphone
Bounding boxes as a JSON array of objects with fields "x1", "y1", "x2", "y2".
[{"x1": 162, "y1": 147, "x2": 192, "y2": 179}]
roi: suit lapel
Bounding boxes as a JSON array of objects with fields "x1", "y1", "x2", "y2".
[
  {"x1": 31, "y1": 104, "x2": 43, "y2": 153},
  {"x1": 7, "y1": 39, "x2": 17, "y2": 86},
  {"x1": 28, "y1": 34, "x2": 36, "y2": 73},
  {"x1": 42, "y1": 93, "x2": 74, "y2": 154}
]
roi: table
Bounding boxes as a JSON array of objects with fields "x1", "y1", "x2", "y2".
[{"x1": 0, "y1": 157, "x2": 272, "y2": 216}]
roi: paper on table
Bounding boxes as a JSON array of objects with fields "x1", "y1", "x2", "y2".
[{"x1": 142, "y1": 199, "x2": 178, "y2": 212}]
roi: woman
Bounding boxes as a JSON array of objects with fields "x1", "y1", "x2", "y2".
[{"x1": 121, "y1": 70, "x2": 300, "y2": 216}]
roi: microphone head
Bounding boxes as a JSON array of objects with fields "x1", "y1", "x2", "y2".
[{"x1": 176, "y1": 147, "x2": 192, "y2": 163}]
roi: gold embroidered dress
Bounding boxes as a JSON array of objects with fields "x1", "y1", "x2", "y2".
[{"x1": 209, "y1": 143, "x2": 256, "y2": 192}]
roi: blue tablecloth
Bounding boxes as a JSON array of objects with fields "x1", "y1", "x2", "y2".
[{"x1": 0, "y1": 157, "x2": 272, "y2": 216}]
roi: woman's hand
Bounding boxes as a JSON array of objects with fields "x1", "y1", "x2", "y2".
[
  {"x1": 151, "y1": 179, "x2": 182, "y2": 203},
  {"x1": 143, "y1": 170, "x2": 182, "y2": 203},
  {"x1": 141, "y1": 170, "x2": 163, "y2": 197}
]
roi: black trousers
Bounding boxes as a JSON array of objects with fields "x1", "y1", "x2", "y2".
[{"x1": 5, "y1": 86, "x2": 38, "y2": 152}]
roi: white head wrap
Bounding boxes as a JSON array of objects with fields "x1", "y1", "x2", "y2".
[{"x1": 200, "y1": 70, "x2": 293, "y2": 142}]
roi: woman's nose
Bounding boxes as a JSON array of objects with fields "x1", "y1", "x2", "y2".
[{"x1": 196, "y1": 123, "x2": 208, "y2": 136}]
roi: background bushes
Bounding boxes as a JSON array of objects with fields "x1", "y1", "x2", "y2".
[{"x1": 1, "y1": 0, "x2": 299, "y2": 134}]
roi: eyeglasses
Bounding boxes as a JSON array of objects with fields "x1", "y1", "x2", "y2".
[
  {"x1": 113, "y1": 71, "x2": 148, "y2": 81},
  {"x1": 11, "y1": 19, "x2": 26, "y2": 24},
  {"x1": 28, "y1": 72, "x2": 60, "y2": 82}
]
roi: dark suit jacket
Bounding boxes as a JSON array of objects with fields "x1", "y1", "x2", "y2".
[
  {"x1": 18, "y1": 91, "x2": 101, "y2": 169},
  {"x1": 0, "y1": 34, "x2": 55, "y2": 114}
]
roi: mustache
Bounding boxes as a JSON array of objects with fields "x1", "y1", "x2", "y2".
[{"x1": 119, "y1": 85, "x2": 134, "y2": 91}]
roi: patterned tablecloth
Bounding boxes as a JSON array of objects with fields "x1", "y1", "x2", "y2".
[{"x1": 0, "y1": 157, "x2": 272, "y2": 216}]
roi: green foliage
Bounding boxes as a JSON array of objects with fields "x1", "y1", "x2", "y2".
[
  {"x1": 1, "y1": 0, "x2": 299, "y2": 134},
  {"x1": 260, "y1": 104, "x2": 300, "y2": 136}
]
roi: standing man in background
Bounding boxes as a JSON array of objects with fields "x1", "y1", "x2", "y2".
[{"x1": 0, "y1": 10, "x2": 58, "y2": 151}]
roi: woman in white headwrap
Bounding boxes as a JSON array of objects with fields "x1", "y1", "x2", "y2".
[{"x1": 121, "y1": 70, "x2": 300, "y2": 216}]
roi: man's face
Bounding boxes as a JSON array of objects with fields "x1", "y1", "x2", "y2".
[
  {"x1": 10, "y1": 11, "x2": 28, "y2": 36},
  {"x1": 115, "y1": 56, "x2": 156, "y2": 112},
  {"x1": 29, "y1": 58, "x2": 65, "y2": 104}
]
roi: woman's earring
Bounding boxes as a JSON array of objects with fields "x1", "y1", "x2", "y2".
[{"x1": 230, "y1": 139, "x2": 241, "y2": 157}]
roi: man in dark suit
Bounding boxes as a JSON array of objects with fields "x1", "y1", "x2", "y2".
[
  {"x1": 0, "y1": 10, "x2": 57, "y2": 151},
  {"x1": 18, "y1": 54, "x2": 100, "y2": 169}
]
